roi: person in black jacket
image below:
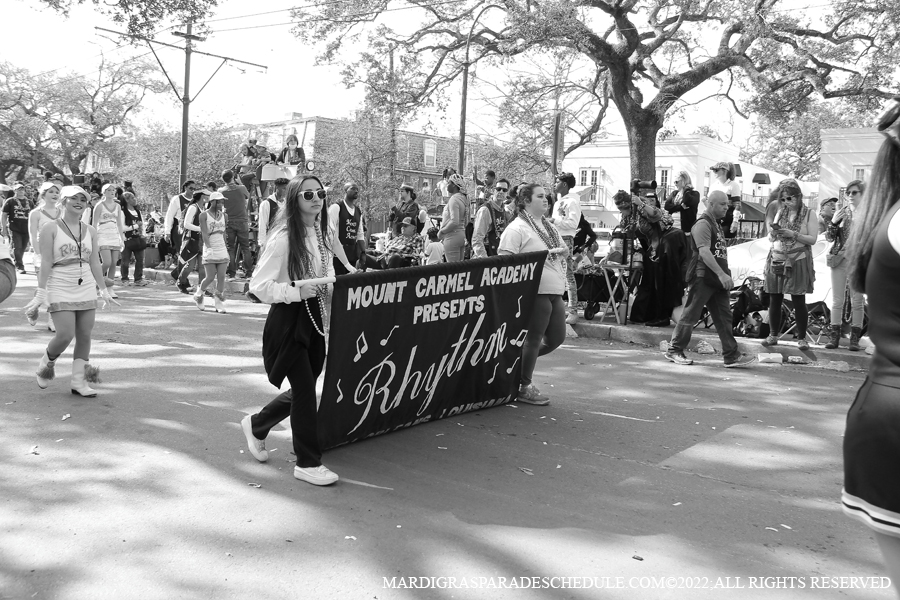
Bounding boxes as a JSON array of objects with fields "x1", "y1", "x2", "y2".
[
  {"x1": 664, "y1": 171, "x2": 700, "y2": 237},
  {"x1": 572, "y1": 214, "x2": 598, "y2": 266}
]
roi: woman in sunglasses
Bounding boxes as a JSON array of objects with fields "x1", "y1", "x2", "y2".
[
  {"x1": 842, "y1": 95, "x2": 900, "y2": 587},
  {"x1": 242, "y1": 176, "x2": 349, "y2": 487},
  {"x1": 762, "y1": 179, "x2": 817, "y2": 349},
  {"x1": 193, "y1": 192, "x2": 230, "y2": 313},
  {"x1": 824, "y1": 180, "x2": 866, "y2": 350}
]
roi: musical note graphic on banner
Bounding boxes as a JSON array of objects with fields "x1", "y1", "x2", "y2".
[
  {"x1": 515, "y1": 295, "x2": 523, "y2": 318},
  {"x1": 510, "y1": 328, "x2": 528, "y2": 347},
  {"x1": 353, "y1": 332, "x2": 369, "y2": 362},
  {"x1": 380, "y1": 325, "x2": 399, "y2": 346},
  {"x1": 487, "y1": 363, "x2": 499, "y2": 384},
  {"x1": 336, "y1": 379, "x2": 343, "y2": 403},
  {"x1": 506, "y1": 357, "x2": 520, "y2": 374}
]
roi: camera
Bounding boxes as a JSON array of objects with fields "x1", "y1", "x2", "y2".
[
  {"x1": 630, "y1": 179, "x2": 658, "y2": 201},
  {"x1": 73, "y1": 174, "x2": 86, "y2": 185}
]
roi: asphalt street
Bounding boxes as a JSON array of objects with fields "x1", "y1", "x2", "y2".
[{"x1": 0, "y1": 272, "x2": 889, "y2": 600}]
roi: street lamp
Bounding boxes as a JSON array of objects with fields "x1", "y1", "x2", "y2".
[{"x1": 458, "y1": 4, "x2": 504, "y2": 175}]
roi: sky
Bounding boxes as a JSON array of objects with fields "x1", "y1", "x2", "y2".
[{"x1": 4, "y1": 0, "x2": 754, "y2": 146}]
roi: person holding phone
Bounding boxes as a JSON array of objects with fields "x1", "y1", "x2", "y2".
[
  {"x1": 824, "y1": 180, "x2": 865, "y2": 350},
  {"x1": 762, "y1": 179, "x2": 817, "y2": 350},
  {"x1": 498, "y1": 182, "x2": 569, "y2": 406}
]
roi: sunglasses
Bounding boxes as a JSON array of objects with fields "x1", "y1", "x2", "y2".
[
  {"x1": 847, "y1": 190, "x2": 861, "y2": 196},
  {"x1": 495, "y1": 187, "x2": 508, "y2": 193},
  {"x1": 781, "y1": 195, "x2": 797, "y2": 202},
  {"x1": 300, "y1": 189, "x2": 327, "y2": 201}
]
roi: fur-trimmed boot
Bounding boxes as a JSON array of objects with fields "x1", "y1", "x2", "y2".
[
  {"x1": 849, "y1": 327, "x2": 862, "y2": 352},
  {"x1": 214, "y1": 291, "x2": 226, "y2": 314},
  {"x1": 36, "y1": 349, "x2": 56, "y2": 389},
  {"x1": 193, "y1": 288, "x2": 205, "y2": 311},
  {"x1": 71, "y1": 358, "x2": 99, "y2": 397},
  {"x1": 824, "y1": 324, "x2": 841, "y2": 349}
]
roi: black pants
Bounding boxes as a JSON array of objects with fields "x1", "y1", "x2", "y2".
[
  {"x1": 10, "y1": 230, "x2": 28, "y2": 270},
  {"x1": 250, "y1": 333, "x2": 327, "y2": 468},
  {"x1": 121, "y1": 244, "x2": 144, "y2": 282},
  {"x1": 768, "y1": 293, "x2": 808, "y2": 338},
  {"x1": 361, "y1": 253, "x2": 412, "y2": 270}
]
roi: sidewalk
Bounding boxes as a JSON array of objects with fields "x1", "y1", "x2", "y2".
[{"x1": 572, "y1": 318, "x2": 872, "y2": 371}]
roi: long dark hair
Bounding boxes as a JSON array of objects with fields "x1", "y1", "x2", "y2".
[
  {"x1": 283, "y1": 175, "x2": 332, "y2": 280},
  {"x1": 847, "y1": 136, "x2": 900, "y2": 292}
]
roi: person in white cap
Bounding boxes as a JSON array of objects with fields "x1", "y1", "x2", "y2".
[
  {"x1": 93, "y1": 183, "x2": 125, "y2": 289},
  {"x1": 1, "y1": 182, "x2": 35, "y2": 274},
  {"x1": 439, "y1": 172, "x2": 469, "y2": 262},
  {"x1": 25, "y1": 186, "x2": 117, "y2": 397},
  {"x1": 193, "y1": 191, "x2": 230, "y2": 313},
  {"x1": 26, "y1": 182, "x2": 62, "y2": 331}
]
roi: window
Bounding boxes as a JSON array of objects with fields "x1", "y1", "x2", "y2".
[
  {"x1": 657, "y1": 168, "x2": 670, "y2": 191},
  {"x1": 852, "y1": 165, "x2": 870, "y2": 182},
  {"x1": 580, "y1": 170, "x2": 588, "y2": 186},
  {"x1": 580, "y1": 167, "x2": 603, "y2": 204},
  {"x1": 423, "y1": 139, "x2": 437, "y2": 167}
]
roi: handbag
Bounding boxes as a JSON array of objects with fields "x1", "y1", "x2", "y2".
[
  {"x1": 124, "y1": 235, "x2": 147, "y2": 252},
  {"x1": 771, "y1": 260, "x2": 785, "y2": 276}
]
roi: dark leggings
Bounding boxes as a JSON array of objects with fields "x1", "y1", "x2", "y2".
[
  {"x1": 768, "y1": 293, "x2": 808, "y2": 338},
  {"x1": 521, "y1": 294, "x2": 567, "y2": 386}
]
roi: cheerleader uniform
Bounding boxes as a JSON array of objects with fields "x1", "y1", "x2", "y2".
[
  {"x1": 95, "y1": 201, "x2": 123, "y2": 251},
  {"x1": 202, "y1": 211, "x2": 229, "y2": 264},
  {"x1": 33, "y1": 207, "x2": 60, "y2": 275},
  {"x1": 47, "y1": 220, "x2": 97, "y2": 313},
  {"x1": 842, "y1": 202, "x2": 900, "y2": 537}
]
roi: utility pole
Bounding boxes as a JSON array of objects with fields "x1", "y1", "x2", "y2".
[
  {"x1": 388, "y1": 45, "x2": 396, "y2": 182},
  {"x1": 95, "y1": 25, "x2": 267, "y2": 188}
]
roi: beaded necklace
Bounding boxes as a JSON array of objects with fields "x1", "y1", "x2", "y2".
[
  {"x1": 520, "y1": 210, "x2": 562, "y2": 262},
  {"x1": 302, "y1": 221, "x2": 332, "y2": 337}
]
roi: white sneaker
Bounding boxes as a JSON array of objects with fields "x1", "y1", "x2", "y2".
[
  {"x1": 240, "y1": 415, "x2": 267, "y2": 462},
  {"x1": 565, "y1": 308, "x2": 578, "y2": 324},
  {"x1": 294, "y1": 465, "x2": 339, "y2": 486}
]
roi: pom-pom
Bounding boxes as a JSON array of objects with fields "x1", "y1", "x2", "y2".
[
  {"x1": 36, "y1": 362, "x2": 56, "y2": 381},
  {"x1": 84, "y1": 363, "x2": 101, "y2": 384}
]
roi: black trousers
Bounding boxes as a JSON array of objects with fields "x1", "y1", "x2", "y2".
[
  {"x1": 10, "y1": 230, "x2": 28, "y2": 270},
  {"x1": 361, "y1": 253, "x2": 412, "y2": 270},
  {"x1": 250, "y1": 332, "x2": 327, "y2": 468}
]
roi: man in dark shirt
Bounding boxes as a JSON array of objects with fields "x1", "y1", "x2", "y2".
[
  {"x1": 1, "y1": 183, "x2": 35, "y2": 273},
  {"x1": 218, "y1": 170, "x2": 254, "y2": 279}
]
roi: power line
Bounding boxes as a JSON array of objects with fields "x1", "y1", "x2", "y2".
[{"x1": 198, "y1": 0, "x2": 364, "y2": 24}]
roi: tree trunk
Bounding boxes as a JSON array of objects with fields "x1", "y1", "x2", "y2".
[{"x1": 624, "y1": 111, "x2": 664, "y2": 182}]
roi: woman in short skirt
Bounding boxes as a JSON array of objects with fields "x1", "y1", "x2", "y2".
[
  {"x1": 92, "y1": 183, "x2": 125, "y2": 286},
  {"x1": 193, "y1": 191, "x2": 229, "y2": 313},
  {"x1": 26, "y1": 186, "x2": 116, "y2": 397},
  {"x1": 843, "y1": 97, "x2": 900, "y2": 588},
  {"x1": 26, "y1": 181, "x2": 61, "y2": 331}
]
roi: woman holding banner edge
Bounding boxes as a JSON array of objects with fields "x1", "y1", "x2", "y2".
[
  {"x1": 243, "y1": 175, "x2": 356, "y2": 487},
  {"x1": 498, "y1": 183, "x2": 569, "y2": 406}
]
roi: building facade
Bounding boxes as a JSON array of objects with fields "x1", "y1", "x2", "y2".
[{"x1": 819, "y1": 128, "x2": 882, "y2": 200}]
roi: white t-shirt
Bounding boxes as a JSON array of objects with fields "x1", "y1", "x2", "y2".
[
  {"x1": 709, "y1": 179, "x2": 741, "y2": 199},
  {"x1": 498, "y1": 217, "x2": 566, "y2": 296},
  {"x1": 423, "y1": 240, "x2": 444, "y2": 264},
  {"x1": 552, "y1": 192, "x2": 582, "y2": 238}
]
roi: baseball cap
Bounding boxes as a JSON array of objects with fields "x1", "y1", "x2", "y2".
[
  {"x1": 12, "y1": 183, "x2": 25, "y2": 190},
  {"x1": 710, "y1": 161, "x2": 731, "y2": 172},
  {"x1": 39, "y1": 182, "x2": 60, "y2": 194},
  {"x1": 207, "y1": 191, "x2": 225, "y2": 203},
  {"x1": 400, "y1": 216, "x2": 416, "y2": 227},
  {"x1": 101, "y1": 183, "x2": 113, "y2": 193}
]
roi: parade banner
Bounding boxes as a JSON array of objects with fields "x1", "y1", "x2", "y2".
[{"x1": 319, "y1": 252, "x2": 546, "y2": 449}]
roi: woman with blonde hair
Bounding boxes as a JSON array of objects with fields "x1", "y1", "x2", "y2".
[
  {"x1": 664, "y1": 171, "x2": 700, "y2": 236},
  {"x1": 842, "y1": 95, "x2": 900, "y2": 592},
  {"x1": 26, "y1": 181, "x2": 62, "y2": 331}
]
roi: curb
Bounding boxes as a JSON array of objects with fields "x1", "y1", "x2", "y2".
[
  {"x1": 573, "y1": 320, "x2": 871, "y2": 371},
  {"x1": 142, "y1": 268, "x2": 250, "y2": 294}
]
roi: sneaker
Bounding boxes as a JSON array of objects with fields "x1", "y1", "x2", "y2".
[
  {"x1": 294, "y1": 465, "x2": 339, "y2": 486},
  {"x1": 761, "y1": 335, "x2": 778, "y2": 347},
  {"x1": 565, "y1": 308, "x2": 578, "y2": 325},
  {"x1": 176, "y1": 281, "x2": 191, "y2": 294},
  {"x1": 724, "y1": 354, "x2": 756, "y2": 368},
  {"x1": 240, "y1": 415, "x2": 267, "y2": 462},
  {"x1": 18, "y1": 268, "x2": 27, "y2": 275},
  {"x1": 664, "y1": 350, "x2": 694, "y2": 365},
  {"x1": 798, "y1": 339, "x2": 809, "y2": 351},
  {"x1": 122, "y1": 280, "x2": 133, "y2": 287},
  {"x1": 134, "y1": 279, "x2": 148, "y2": 287},
  {"x1": 517, "y1": 384, "x2": 550, "y2": 405}
]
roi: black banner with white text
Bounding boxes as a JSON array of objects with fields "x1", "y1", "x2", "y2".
[{"x1": 318, "y1": 252, "x2": 546, "y2": 449}]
